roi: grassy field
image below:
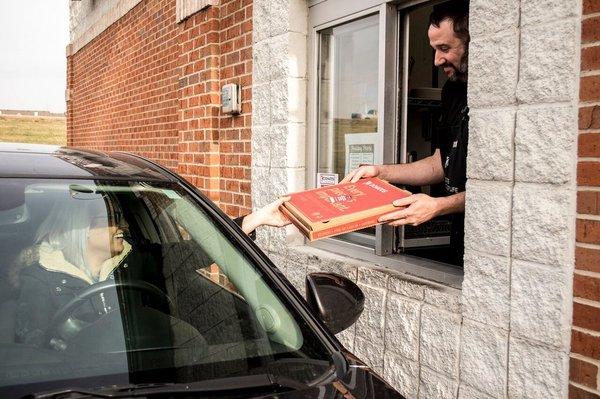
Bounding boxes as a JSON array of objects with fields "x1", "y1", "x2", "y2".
[{"x1": 0, "y1": 115, "x2": 66, "y2": 145}]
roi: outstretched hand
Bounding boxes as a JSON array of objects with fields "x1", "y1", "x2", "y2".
[
  {"x1": 240, "y1": 197, "x2": 291, "y2": 234},
  {"x1": 378, "y1": 193, "x2": 440, "y2": 227}
]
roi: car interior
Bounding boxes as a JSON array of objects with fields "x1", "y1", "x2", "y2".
[{"x1": 0, "y1": 179, "x2": 323, "y2": 391}]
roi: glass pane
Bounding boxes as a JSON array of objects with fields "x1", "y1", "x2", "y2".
[
  {"x1": 317, "y1": 14, "x2": 380, "y2": 241},
  {"x1": 0, "y1": 178, "x2": 332, "y2": 395},
  {"x1": 317, "y1": 14, "x2": 380, "y2": 179}
]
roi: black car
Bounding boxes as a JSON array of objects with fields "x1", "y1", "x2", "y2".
[{"x1": 0, "y1": 143, "x2": 403, "y2": 399}]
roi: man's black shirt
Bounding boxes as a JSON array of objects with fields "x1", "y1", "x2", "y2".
[{"x1": 432, "y1": 80, "x2": 468, "y2": 266}]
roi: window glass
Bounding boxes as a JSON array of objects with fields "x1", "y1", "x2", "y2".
[
  {"x1": 317, "y1": 14, "x2": 380, "y2": 241},
  {"x1": 0, "y1": 179, "x2": 333, "y2": 396}
]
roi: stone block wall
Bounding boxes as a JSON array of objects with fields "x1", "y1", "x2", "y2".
[
  {"x1": 252, "y1": 0, "x2": 583, "y2": 398},
  {"x1": 268, "y1": 245, "x2": 463, "y2": 399},
  {"x1": 68, "y1": 0, "x2": 254, "y2": 216},
  {"x1": 570, "y1": 0, "x2": 600, "y2": 397}
]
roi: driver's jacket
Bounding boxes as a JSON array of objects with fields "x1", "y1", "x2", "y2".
[{"x1": 15, "y1": 241, "x2": 164, "y2": 347}]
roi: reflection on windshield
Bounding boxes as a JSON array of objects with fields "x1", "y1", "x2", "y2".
[{"x1": 0, "y1": 179, "x2": 331, "y2": 398}]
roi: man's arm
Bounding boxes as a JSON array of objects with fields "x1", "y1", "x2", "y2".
[
  {"x1": 342, "y1": 149, "x2": 445, "y2": 186},
  {"x1": 379, "y1": 191, "x2": 465, "y2": 226}
]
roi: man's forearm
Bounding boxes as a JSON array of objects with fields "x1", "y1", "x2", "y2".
[
  {"x1": 377, "y1": 152, "x2": 444, "y2": 186},
  {"x1": 435, "y1": 191, "x2": 465, "y2": 216}
]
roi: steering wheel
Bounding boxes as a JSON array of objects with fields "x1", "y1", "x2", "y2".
[{"x1": 45, "y1": 280, "x2": 172, "y2": 350}]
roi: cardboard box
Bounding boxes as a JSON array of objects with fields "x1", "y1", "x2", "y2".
[{"x1": 280, "y1": 177, "x2": 411, "y2": 241}]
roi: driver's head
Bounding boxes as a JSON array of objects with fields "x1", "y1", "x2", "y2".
[
  {"x1": 87, "y1": 196, "x2": 126, "y2": 259},
  {"x1": 428, "y1": 1, "x2": 469, "y2": 82},
  {"x1": 36, "y1": 193, "x2": 126, "y2": 272}
]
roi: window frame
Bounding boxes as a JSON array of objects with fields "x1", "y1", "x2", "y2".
[{"x1": 306, "y1": 0, "x2": 465, "y2": 286}]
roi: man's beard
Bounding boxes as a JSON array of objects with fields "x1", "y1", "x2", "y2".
[{"x1": 443, "y1": 51, "x2": 468, "y2": 82}]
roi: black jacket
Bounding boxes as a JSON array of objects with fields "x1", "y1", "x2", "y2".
[{"x1": 15, "y1": 241, "x2": 167, "y2": 347}]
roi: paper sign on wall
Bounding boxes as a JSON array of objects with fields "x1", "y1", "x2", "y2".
[{"x1": 345, "y1": 133, "x2": 381, "y2": 175}]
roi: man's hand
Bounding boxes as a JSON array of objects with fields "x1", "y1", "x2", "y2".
[
  {"x1": 378, "y1": 194, "x2": 440, "y2": 226},
  {"x1": 341, "y1": 165, "x2": 380, "y2": 183}
]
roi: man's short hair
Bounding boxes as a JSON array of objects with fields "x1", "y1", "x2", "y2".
[{"x1": 429, "y1": 1, "x2": 470, "y2": 45}]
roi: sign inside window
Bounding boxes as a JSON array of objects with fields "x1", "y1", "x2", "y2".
[{"x1": 345, "y1": 132, "x2": 381, "y2": 175}]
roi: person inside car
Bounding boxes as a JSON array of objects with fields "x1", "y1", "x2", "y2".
[{"x1": 14, "y1": 193, "x2": 290, "y2": 347}]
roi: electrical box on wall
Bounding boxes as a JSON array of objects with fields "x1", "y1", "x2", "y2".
[{"x1": 221, "y1": 83, "x2": 241, "y2": 115}]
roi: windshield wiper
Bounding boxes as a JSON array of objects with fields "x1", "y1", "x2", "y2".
[{"x1": 25, "y1": 373, "x2": 309, "y2": 398}]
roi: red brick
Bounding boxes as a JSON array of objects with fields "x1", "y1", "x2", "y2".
[
  {"x1": 583, "y1": 16, "x2": 600, "y2": 44},
  {"x1": 580, "y1": 134, "x2": 600, "y2": 157},
  {"x1": 573, "y1": 302, "x2": 600, "y2": 332},
  {"x1": 576, "y1": 246, "x2": 600, "y2": 273},
  {"x1": 580, "y1": 106, "x2": 600, "y2": 130},
  {"x1": 582, "y1": 46, "x2": 600, "y2": 71},
  {"x1": 578, "y1": 191, "x2": 600, "y2": 215},
  {"x1": 584, "y1": 0, "x2": 600, "y2": 14},
  {"x1": 581, "y1": 75, "x2": 600, "y2": 102},
  {"x1": 570, "y1": 357, "x2": 598, "y2": 389},
  {"x1": 573, "y1": 330, "x2": 600, "y2": 362},
  {"x1": 570, "y1": 384, "x2": 600, "y2": 399},
  {"x1": 578, "y1": 162, "x2": 600, "y2": 186},
  {"x1": 573, "y1": 273, "x2": 600, "y2": 302}
]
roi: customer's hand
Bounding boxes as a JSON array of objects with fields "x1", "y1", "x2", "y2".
[
  {"x1": 241, "y1": 197, "x2": 291, "y2": 234},
  {"x1": 340, "y1": 165, "x2": 380, "y2": 183},
  {"x1": 378, "y1": 194, "x2": 440, "y2": 226}
]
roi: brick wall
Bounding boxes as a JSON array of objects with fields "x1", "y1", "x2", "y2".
[
  {"x1": 571, "y1": 0, "x2": 600, "y2": 397},
  {"x1": 67, "y1": 0, "x2": 253, "y2": 217}
]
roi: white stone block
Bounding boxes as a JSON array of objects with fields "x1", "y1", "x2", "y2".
[
  {"x1": 515, "y1": 105, "x2": 577, "y2": 184},
  {"x1": 385, "y1": 292, "x2": 421, "y2": 361},
  {"x1": 468, "y1": 29, "x2": 519, "y2": 107},
  {"x1": 268, "y1": 253, "x2": 307, "y2": 295},
  {"x1": 521, "y1": 0, "x2": 579, "y2": 26},
  {"x1": 270, "y1": 0, "x2": 291, "y2": 38},
  {"x1": 354, "y1": 335, "x2": 384, "y2": 370},
  {"x1": 420, "y1": 305, "x2": 462, "y2": 376},
  {"x1": 251, "y1": 166, "x2": 287, "y2": 209},
  {"x1": 459, "y1": 320, "x2": 508, "y2": 398},
  {"x1": 270, "y1": 77, "x2": 307, "y2": 125},
  {"x1": 464, "y1": 180, "x2": 512, "y2": 257},
  {"x1": 355, "y1": 285, "x2": 386, "y2": 342},
  {"x1": 424, "y1": 286, "x2": 462, "y2": 314},
  {"x1": 269, "y1": 32, "x2": 307, "y2": 80},
  {"x1": 467, "y1": 108, "x2": 515, "y2": 182},
  {"x1": 251, "y1": 125, "x2": 271, "y2": 167},
  {"x1": 252, "y1": 0, "x2": 270, "y2": 43},
  {"x1": 388, "y1": 275, "x2": 426, "y2": 300},
  {"x1": 511, "y1": 261, "x2": 572, "y2": 348},
  {"x1": 269, "y1": 123, "x2": 306, "y2": 168},
  {"x1": 508, "y1": 337, "x2": 569, "y2": 399},
  {"x1": 512, "y1": 183, "x2": 574, "y2": 266},
  {"x1": 314, "y1": 253, "x2": 359, "y2": 281},
  {"x1": 270, "y1": 0, "x2": 308, "y2": 37},
  {"x1": 458, "y1": 384, "x2": 498, "y2": 399},
  {"x1": 384, "y1": 353, "x2": 419, "y2": 399},
  {"x1": 419, "y1": 367, "x2": 459, "y2": 399},
  {"x1": 358, "y1": 267, "x2": 389, "y2": 289},
  {"x1": 289, "y1": 0, "x2": 308, "y2": 35},
  {"x1": 251, "y1": 83, "x2": 270, "y2": 127},
  {"x1": 335, "y1": 323, "x2": 355, "y2": 352},
  {"x1": 517, "y1": 21, "x2": 579, "y2": 104},
  {"x1": 462, "y1": 250, "x2": 510, "y2": 329},
  {"x1": 469, "y1": 0, "x2": 519, "y2": 36},
  {"x1": 252, "y1": 39, "x2": 271, "y2": 84}
]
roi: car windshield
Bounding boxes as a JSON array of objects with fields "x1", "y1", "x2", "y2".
[{"x1": 0, "y1": 178, "x2": 333, "y2": 397}]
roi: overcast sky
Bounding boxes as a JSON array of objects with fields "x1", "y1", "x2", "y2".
[{"x1": 0, "y1": 1, "x2": 69, "y2": 113}]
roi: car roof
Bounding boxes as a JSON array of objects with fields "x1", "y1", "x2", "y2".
[{"x1": 0, "y1": 143, "x2": 174, "y2": 181}]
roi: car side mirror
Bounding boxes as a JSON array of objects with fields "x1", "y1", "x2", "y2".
[{"x1": 305, "y1": 272, "x2": 364, "y2": 335}]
